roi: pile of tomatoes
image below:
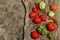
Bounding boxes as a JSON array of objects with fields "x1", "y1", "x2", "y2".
[{"x1": 29, "y1": 1, "x2": 57, "y2": 40}]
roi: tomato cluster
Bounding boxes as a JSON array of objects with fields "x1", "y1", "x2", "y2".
[
  {"x1": 29, "y1": 1, "x2": 57, "y2": 40},
  {"x1": 29, "y1": 4, "x2": 47, "y2": 24}
]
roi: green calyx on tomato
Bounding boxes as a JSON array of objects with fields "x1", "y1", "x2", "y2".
[{"x1": 37, "y1": 25, "x2": 48, "y2": 35}]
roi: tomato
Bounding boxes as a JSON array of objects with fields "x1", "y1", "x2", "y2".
[
  {"x1": 39, "y1": 1, "x2": 46, "y2": 9},
  {"x1": 35, "y1": 3, "x2": 40, "y2": 10},
  {"x1": 40, "y1": 14, "x2": 46, "y2": 21},
  {"x1": 48, "y1": 18, "x2": 57, "y2": 23},
  {"x1": 33, "y1": 17, "x2": 41, "y2": 24},
  {"x1": 31, "y1": 31, "x2": 39, "y2": 39},
  {"x1": 29, "y1": 12, "x2": 37, "y2": 19},
  {"x1": 48, "y1": 33, "x2": 55, "y2": 40},
  {"x1": 48, "y1": 11, "x2": 55, "y2": 17},
  {"x1": 51, "y1": 4, "x2": 57, "y2": 11},
  {"x1": 32, "y1": 7, "x2": 38, "y2": 13},
  {"x1": 47, "y1": 23, "x2": 55, "y2": 31},
  {"x1": 37, "y1": 25, "x2": 48, "y2": 35}
]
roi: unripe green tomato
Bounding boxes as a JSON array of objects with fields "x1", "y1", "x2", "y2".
[
  {"x1": 39, "y1": 1, "x2": 46, "y2": 9},
  {"x1": 48, "y1": 11, "x2": 55, "y2": 17},
  {"x1": 37, "y1": 26, "x2": 48, "y2": 35},
  {"x1": 47, "y1": 33, "x2": 55, "y2": 40}
]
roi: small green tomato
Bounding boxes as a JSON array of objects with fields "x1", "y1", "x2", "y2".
[
  {"x1": 48, "y1": 11, "x2": 55, "y2": 17},
  {"x1": 37, "y1": 25, "x2": 48, "y2": 35},
  {"x1": 39, "y1": 1, "x2": 46, "y2": 9},
  {"x1": 47, "y1": 33, "x2": 55, "y2": 40}
]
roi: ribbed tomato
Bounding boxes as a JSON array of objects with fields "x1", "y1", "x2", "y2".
[
  {"x1": 47, "y1": 23, "x2": 55, "y2": 31},
  {"x1": 40, "y1": 14, "x2": 46, "y2": 21}
]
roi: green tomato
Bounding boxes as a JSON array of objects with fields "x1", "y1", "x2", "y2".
[
  {"x1": 48, "y1": 11, "x2": 55, "y2": 17},
  {"x1": 39, "y1": 1, "x2": 46, "y2": 9},
  {"x1": 43, "y1": 28, "x2": 48, "y2": 35},
  {"x1": 47, "y1": 33, "x2": 55, "y2": 40},
  {"x1": 37, "y1": 25, "x2": 48, "y2": 35}
]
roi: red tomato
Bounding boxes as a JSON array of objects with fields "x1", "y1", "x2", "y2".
[
  {"x1": 51, "y1": 4, "x2": 57, "y2": 11},
  {"x1": 29, "y1": 12, "x2": 37, "y2": 19},
  {"x1": 32, "y1": 7, "x2": 38, "y2": 13},
  {"x1": 40, "y1": 14, "x2": 46, "y2": 21},
  {"x1": 35, "y1": 3, "x2": 40, "y2": 10},
  {"x1": 48, "y1": 18, "x2": 57, "y2": 23},
  {"x1": 31, "y1": 31, "x2": 39, "y2": 39},
  {"x1": 33, "y1": 17, "x2": 41, "y2": 24},
  {"x1": 47, "y1": 23, "x2": 55, "y2": 31}
]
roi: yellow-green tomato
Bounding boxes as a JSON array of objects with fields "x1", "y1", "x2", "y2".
[
  {"x1": 48, "y1": 11, "x2": 55, "y2": 17},
  {"x1": 39, "y1": 1, "x2": 46, "y2": 9},
  {"x1": 47, "y1": 33, "x2": 55, "y2": 40}
]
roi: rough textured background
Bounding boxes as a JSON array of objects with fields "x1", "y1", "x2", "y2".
[{"x1": 0, "y1": 0, "x2": 60, "y2": 40}]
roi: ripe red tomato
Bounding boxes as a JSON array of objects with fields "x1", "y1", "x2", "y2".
[
  {"x1": 32, "y1": 7, "x2": 38, "y2": 13},
  {"x1": 33, "y1": 17, "x2": 41, "y2": 24},
  {"x1": 35, "y1": 3, "x2": 40, "y2": 10},
  {"x1": 48, "y1": 18, "x2": 57, "y2": 23},
  {"x1": 29, "y1": 12, "x2": 37, "y2": 19},
  {"x1": 51, "y1": 4, "x2": 57, "y2": 11},
  {"x1": 47, "y1": 23, "x2": 55, "y2": 31},
  {"x1": 40, "y1": 14, "x2": 46, "y2": 21},
  {"x1": 31, "y1": 31, "x2": 39, "y2": 39}
]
